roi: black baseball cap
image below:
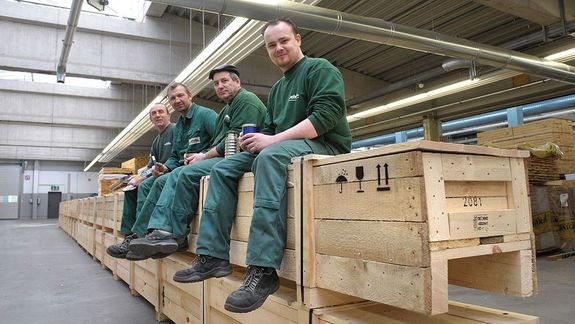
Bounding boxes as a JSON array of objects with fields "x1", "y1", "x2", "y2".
[{"x1": 209, "y1": 64, "x2": 240, "y2": 80}]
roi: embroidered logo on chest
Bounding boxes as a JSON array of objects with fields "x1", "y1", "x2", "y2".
[{"x1": 288, "y1": 93, "x2": 300, "y2": 102}]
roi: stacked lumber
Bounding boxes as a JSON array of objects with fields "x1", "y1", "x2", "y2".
[
  {"x1": 121, "y1": 156, "x2": 149, "y2": 174},
  {"x1": 477, "y1": 118, "x2": 575, "y2": 184},
  {"x1": 98, "y1": 167, "x2": 132, "y2": 195}
]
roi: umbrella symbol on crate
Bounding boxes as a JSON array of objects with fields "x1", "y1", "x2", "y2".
[{"x1": 335, "y1": 169, "x2": 348, "y2": 193}]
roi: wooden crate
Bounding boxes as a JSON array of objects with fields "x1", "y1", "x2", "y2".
[
  {"x1": 114, "y1": 192, "x2": 124, "y2": 234},
  {"x1": 102, "y1": 232, "x2": 117, "y2": 271},
  {"x1": 79, "y1": 197, "x2": 96, "y2": 225},
  {"x1": 121, "y1": 156, "x2": 149, "y2": 174},
  {"x1": 114, "y1": 247, "x2": 131, "y2": 284},
  {"x1": 161, "y1": 254, "x2": 204, "y2": 324},
  {"x1": 102, "y1": 194, "x2": 116, "y2": 231},
  {"x1": 132, "y1": 258, "x2": 161, "y2": 309},
  {"x1": 77, "y1": 222, "x2": 95, "y2": 256},
  {"x1": 294, "y1": 140, "x2": 535, "y2": 314},
  {"x1": 94, "y1": 229, "x2": 105, "y2": 262},
  {"x1": 95, "y1": 196, "x2": 105, "y2": 227}
]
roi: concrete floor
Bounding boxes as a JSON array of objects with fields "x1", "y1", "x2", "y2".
[
  {"x1": 0, "y1": 220, "x2": 159, "y2": 324},
  {"x1": 0, "y1": 219, "x2": 573, "y2": 323}
]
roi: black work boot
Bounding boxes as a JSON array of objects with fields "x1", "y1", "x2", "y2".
[
  {"x1": 106, "y1": 233, "x2": 137, "y2": 259},
  {"x1": 224, "y1": 266, "x2": 279, "y2": 313},
  {"x1": 128, "y1": 229, "x2": 178, "y2": 258},
  {"x1": 172, "y1": 255, "x2": 232, "y2": 283}
]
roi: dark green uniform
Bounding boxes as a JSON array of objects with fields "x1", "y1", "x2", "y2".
[
  {"x1": 120, "y1": 123, "x2": 175, "y2": 235},
  {"x1": 196, "y1": 57, "x2": 351, "y2": 269},
  {"x1": 131, "y1": 103, "x2": 217, "y2": 237},
  {"x1": 146, "y1": 88, "x2": 267, "y2": 238}
]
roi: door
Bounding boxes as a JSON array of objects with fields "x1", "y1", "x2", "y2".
[
  {"x1": 47, "y1": 191, "x2": 62, "y2": 219},
  {"x1": 0, "y1": 164, "x2": 20, "y2": 219}
]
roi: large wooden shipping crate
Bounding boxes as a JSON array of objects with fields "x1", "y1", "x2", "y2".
[
  {"x1": 193, "y1": 140, "x2": 536, "y2": 315},
  {"x1": 294, "y1": 140, "x2": 535, "y2": 314}
]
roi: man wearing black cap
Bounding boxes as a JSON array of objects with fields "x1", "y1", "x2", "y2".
[
  {"x1": 127, "y1": 64, "x2": 267, "y2": 259},
  {"x1": 174, "y1": 17, "x2": 351, "y2": 314}
]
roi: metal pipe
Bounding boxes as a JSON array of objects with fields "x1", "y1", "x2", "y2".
[
  {"x1": 351, "y1": 93, "x2": 575, "y2": 148},
  {"x1": 56, "y1": 0, "x2": 83, "y2": 83},
  {"x1": 153, "y1": 0, "x2": 575, "y2": 84}
]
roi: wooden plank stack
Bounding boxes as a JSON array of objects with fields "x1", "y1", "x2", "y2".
[
  {"x1": 121, "y1": 156, "x2": 150, "y2": 174},
  {"x1": 98, "y1": 167, "x2": 133, "y2": 195},
  {"x1": 477, "y1": 118, "x2": 575, "y2": 184},
  {"x1": 58, "y1": 140, "x2": 539, "y2": 323}
]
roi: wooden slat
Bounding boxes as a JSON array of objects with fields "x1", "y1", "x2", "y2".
[
  {"x1": 441, "y1": 155, "x2": 512, "y2": 182},
  {"x1": 448, "y1": 209, "x2": 518, "y2": 239},
  {"x1": 315, "y1": 254, "x2": 431, "y2": 314},
  {"x1": 315, "y1": 220, "x2": 428, "y2": 267},
  {"x1": 312, "y1": 151, "x2": 424, "y2": 185},
  {"x1": 423, "y1": 152, "x2": 449, "y2": 241},
  {"x1": 313, "y1": 177, "x2": 425, "y2": 222}
]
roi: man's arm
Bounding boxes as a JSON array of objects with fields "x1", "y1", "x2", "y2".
[{"x1": 240, "y1": 119, "x2": 317, "y2": 154}]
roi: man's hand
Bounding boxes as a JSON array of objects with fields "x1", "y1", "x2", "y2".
[
  {"x1": 184, "y1": 152, "x2": 207, "y2": 165},
  {"x1": 240, "y1": 133, "x2": 279, "y2": 154},
  {"x1": 152, "y1": 163, "x2": 168, "y2": 177}
]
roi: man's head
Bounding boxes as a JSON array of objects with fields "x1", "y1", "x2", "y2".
[
  {"x1": 209, "y1": 64, "x2": 242, "y2": 103},
  {"x1": 261, "y1": 17, "x2": 304, "y2": 73},
  {"x1": 148, "y1": 103, "x2": 170, "y2": 130},
  {"x1": 167, "y1": 82, "x2": 193, "y2": 114}
]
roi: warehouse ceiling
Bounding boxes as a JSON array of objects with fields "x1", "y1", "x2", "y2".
[{"x1": 148, "y1": 0, "x2": 575, "y2": 143}]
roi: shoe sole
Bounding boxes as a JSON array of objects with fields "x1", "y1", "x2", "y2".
[
  {"x1": 129, "y1": 241, "x2": 178, "y2": 257},
  {"x1": 173, "y1": 266, "x2": 233, "y2": 283},
  {"x1": 126, "y1": 253, "x2": 149, "y2": 261},
  {"x1": 223, "y1": 279, "x2": 280, "y2": 313},
  {"x1": 106, "y1": 247, "x2": 127, "y2": 259}
]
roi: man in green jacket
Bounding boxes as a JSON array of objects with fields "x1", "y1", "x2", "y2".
[
  {"x1": 107, "y1": 82, "x2": 217, "y2": 260},
  {"x1": 128, "y1": 64, "x2": 267, "y2": 259},
  {"x1": 106, "y1": 103, "x2": 174, "y2": 259},
  {"x1": 173, "y1": 17, "x2": 352, "y2": 313}
]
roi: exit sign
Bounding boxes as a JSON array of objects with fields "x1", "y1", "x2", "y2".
[{"x1": 51, "y1": 185, "x2": 60, "y2": 191}]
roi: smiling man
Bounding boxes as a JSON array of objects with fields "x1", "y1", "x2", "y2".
[
  {"x1": 127, "y1": 64, "x2": 266, "y2": 260},
  {"x1": 107, "y1": 82, "x2": 217, "y2": 260},
  {"x1": 173, "y1": 17, "x2": 352, "y2": 313},
  {"x1": 106, "y1": 103, "x2": 174, "y2": 259}
]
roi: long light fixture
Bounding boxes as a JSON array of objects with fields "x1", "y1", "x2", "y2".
[
  {"x1": 84, "y1": 17, "x2": 252, "y2": 172},
  {"x1": 84, "y1": 0, "x2": 320, "y2": 172},
  {"x1": 347, "y1": 79, "x2": 480, "y2": 122},
  {"x1": 347, "y1": 45, "x2": 575, "y2": 124},
  {"x1": 545, "y1": 47, "x2": 575, "y2": 61}
]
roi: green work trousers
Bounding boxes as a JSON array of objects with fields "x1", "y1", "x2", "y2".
[
  {"x1": 131, "y1": 169, "x2": 181, "y2": 237},
  {"x1": 196, "y1": 139, "x2": 335, "y2": 269},
  {"x1": 147, "y1": 157, "x2": 223, "y2": 238},
  {"x1": 119, "y1": 189, "x2": 137, "y2": 234}
]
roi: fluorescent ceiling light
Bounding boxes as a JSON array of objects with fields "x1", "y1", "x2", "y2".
[
  {"x1": 347, "y1": 79, "x2": 480, "y2": 122},
  {"x1": 545, "y1": 47, "x2": 575, "y2": 61}
]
